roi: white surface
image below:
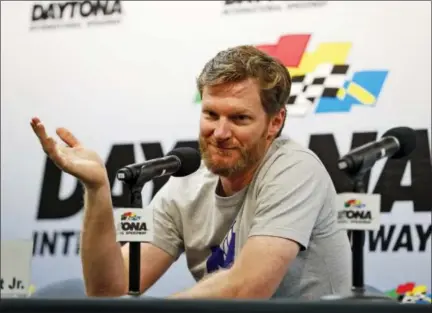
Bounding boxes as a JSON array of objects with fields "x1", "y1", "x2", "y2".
[{"x1": 1, "y1": 240, "x2": 33, "y2": 297}]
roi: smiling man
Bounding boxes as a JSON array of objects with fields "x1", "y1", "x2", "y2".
[{"x1": 30, "y1": 45, "x2": 352, "y2": 300}]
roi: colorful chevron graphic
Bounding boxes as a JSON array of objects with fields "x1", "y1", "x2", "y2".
[
  {"x1": 193, "y1": 34, "x2": 388, "y2": 116},
  {"x1": 386, "y1": 282, "x2": 432, "y2": 304}
]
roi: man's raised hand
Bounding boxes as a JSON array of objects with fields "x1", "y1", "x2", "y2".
[{"x1": 30, "y1": 117, "x2": 109, "y2": 189}]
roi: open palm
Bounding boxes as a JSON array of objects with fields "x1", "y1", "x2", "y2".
[{"x1": 30, "y1": 117, "x2": 108, "y2": 189}]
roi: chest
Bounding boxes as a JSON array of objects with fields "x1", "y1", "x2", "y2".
[{"x1": 180, "y1": 191, "x2": 258, "y2": 280}]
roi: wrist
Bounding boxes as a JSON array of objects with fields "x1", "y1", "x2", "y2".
[
  {"x1": 84, "y1": 181, "x2": 111, "y2": 198},
  {"x1": 83, "y1": 173, "x2": 110, "y2": 193}
]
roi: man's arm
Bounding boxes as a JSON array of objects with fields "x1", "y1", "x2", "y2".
[
  {"x1": 81, "y1": 184, "x2": 176, "y2": 296},
  {"x1": 121, "y1": 242, "x2": 175, "y2": 294},
  {"x1": 170, "y1": 236, "x2": 299, "y2": 299},
  {"x1": 29, "y1": 119, "x2": 179, "y2": 297}
]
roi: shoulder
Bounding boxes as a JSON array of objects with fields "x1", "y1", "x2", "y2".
[
  {"x1": 151, "y1": 161, "x2": 218, "y2": 206},
  {"x1": 254, "y1": 137, "x2": 332, "y2": 191}
]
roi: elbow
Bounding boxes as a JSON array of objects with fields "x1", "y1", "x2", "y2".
[
  {"x1": 228, "y1": 270, "x2": 275, "y2": 299},
  {"x1": 228, "y1": 276, "x2": 274, "y2": 299}
]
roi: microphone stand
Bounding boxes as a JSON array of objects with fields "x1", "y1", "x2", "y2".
[
  {"x1": 321, "y1": 161, "x2": 394, "y2": 302},
  {"x1": 118, "y1": 168, "x2": 153, "y2": 297}
]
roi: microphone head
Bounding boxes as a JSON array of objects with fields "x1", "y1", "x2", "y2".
[
  {"x1": 167, "y1": 147, "x2": 201, "y2": 177},
  {"x1": 382, "y1": 126, "x2": 416, "y2": 159}
]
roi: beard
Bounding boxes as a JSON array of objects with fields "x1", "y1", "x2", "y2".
[{"x1": 199, "y1": 131, "x2": 268, "y2": 177}]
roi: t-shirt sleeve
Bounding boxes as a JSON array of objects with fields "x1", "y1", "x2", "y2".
[
  {"x1": 248, "y1": 153, "x2": 331, "y2": 251},
  {"x1": 147, "y1": 178, "x2": 184, "y2": 260}
]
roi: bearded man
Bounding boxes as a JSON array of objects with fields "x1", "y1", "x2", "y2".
[{"x1": 30, "y1": 45, "x2": 351, "y2": 300}]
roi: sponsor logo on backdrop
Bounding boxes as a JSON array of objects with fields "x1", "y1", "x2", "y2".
[
  {"x1": 33, "y1": 131, "x2": 431, "y2": 258},
  {"x1": 222, "y1": 1, "x2": 327, "y2": 15},
  {"x1": 29, "y1": 0, "x2": 123, "y2": 31},
  {"x1": 193, "y1": 34, "x2": 389, "y2": 117},
  {"x1": 386, "y1": 282, "x2": 432, "y2": 304}
]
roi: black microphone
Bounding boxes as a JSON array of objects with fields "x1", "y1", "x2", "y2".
[
  {"x1": 338, "y1": 126, "x2": 416, "y2": 176},
  {"x1": 116, "y1": 147, "x2": 201, "y2": 182}
]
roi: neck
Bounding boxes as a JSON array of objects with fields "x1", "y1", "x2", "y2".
[{"x1": 219, "y1": 163, "x2": 259, "y2": 197}]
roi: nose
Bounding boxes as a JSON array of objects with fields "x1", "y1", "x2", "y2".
[{"x1": 213, "y1": 119, "x2": 232, "y2": 141}]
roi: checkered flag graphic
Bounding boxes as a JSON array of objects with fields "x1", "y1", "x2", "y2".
[{"x1": 287, "y1": 64, "x2": 350, "y2": 115}]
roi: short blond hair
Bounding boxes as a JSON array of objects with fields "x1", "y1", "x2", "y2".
[{"x1": 197, "y1": 45, "x2": 291, "y2": 126}]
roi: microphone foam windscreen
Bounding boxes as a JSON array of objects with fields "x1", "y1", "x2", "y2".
[
  {"x1": 382, "y1": 126, "x2": 417, "y2": 159},
  {"x1": 167, "y1": 147, "x2": 201, "y2": 177}
]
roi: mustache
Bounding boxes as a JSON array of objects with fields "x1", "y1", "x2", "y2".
[{"x1": 204, "y1": 140, "x2": 239, "y2": 150}]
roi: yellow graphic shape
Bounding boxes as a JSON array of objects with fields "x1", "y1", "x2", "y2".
[
  {"x1": 287, "y1": 42, "x2": 352, "y2": 77},
  {"x1": 345, "y1": 82, "x2": 376, "y2": 105},
  {"x1": 406, "y1": 285, "x2": 428, "y2": 296}
]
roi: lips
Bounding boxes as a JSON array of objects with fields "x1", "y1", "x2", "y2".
[{"x1": 208, "y1": 143, "x2": 237, "y2": 150}]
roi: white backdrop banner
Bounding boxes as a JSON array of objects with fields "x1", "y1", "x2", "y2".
[{"x1": 1, "y1": 0, "x2": 431, "y2": 302}]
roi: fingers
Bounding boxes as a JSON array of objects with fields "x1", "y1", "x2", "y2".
[
  {"x1": 56, "y1": 127, "x2": 82, "y2": 148},
  {"x1": 30, "y1": 118, "x2": 55, "y2": 154},
  {"x1": 30, "y1": 118, "x2": 64, "y2": 162}
]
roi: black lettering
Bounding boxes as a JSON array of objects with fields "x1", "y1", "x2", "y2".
[
  {"x1": 345, "y1": 210, "x2": 371, "y2": 219},
  {"x1": 33, "y1": 230, "x2": 81, "y2": 256},
  {"x1": 308, "y1": 132, "x2": 377, "y2": 193},
  {"x1": 1, "y1": 278, "x2": 3, "y2": 290},
  {"x1": 368, "y1": 225, "x2": 396, "y2": 252},
  {"x1": 32, "y1": 232, "x2": 38, "y2": 255},
  {"x1": 373, "y1": 130, "x2": 432, "y2": 213},
  {"x1": 416, "y1": 224, "x2": 431, "y2": 252},
  {"x1": 94, "y1": 0, "x2": 109, "y2": 15},
  {"x1": 69, "y1": 2, "x2": 79, "y2": 18},
  {"x1": 46, "y1": 3, "x2": 56, "y2": 19},
  {"x1": 80, "y1": 1, "x2": 93, "y2": 17},
  {"x1": 31, "y1": 5, "x2": 44, "y2": 21},
  {"x1": 121, "y1": 222, "x2": 147, "y2": 231},
  {"x1": 393, "y1": 225, "x2": 413, "y2": 252},
  {"x1": 58, "y1": 2, "x2": 70, "y2": 19},
  {"x1": 8, "y1": 277, "x2": 20, "y2": 290},
  {"x1": 61, "y1": 231, "x2": 75, "y2": 255},
  {"x1": 40, "y1": 231, "x2": 57, "y2": 256},
  {"x1": 347, "y1": 211, "x2": 372, "y2": 219},
  {"x1": 111, "y1": 0, "x2": 122, "y2": 15}
]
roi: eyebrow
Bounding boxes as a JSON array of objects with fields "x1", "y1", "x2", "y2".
[{"x1": 202, "y1": 106, "x2": 254, "y2": 116}]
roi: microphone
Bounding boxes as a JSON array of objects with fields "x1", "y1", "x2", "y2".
[
  {"x1": 338, "y1": 126, "x2": 416, "y2": 176},
  {"x1": 116, "y1": 147, "x2": 201, "y2": 182}
]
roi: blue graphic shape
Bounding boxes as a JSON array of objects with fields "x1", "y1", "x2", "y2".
[
  {"x1": 206, "y1": 227, "x2": 236, "y2": 274},
  {"x1": 315, "y1": 70, "x2": 388, "y2": 113}
]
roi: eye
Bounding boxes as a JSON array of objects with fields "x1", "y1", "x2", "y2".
[
  {"x1": 203, "y1": 110, "x2": 218, "y2": 119},
  {"x1": 232, "y1": 114, "x2": 250, "y2": 122}
]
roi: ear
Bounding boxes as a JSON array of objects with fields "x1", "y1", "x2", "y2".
[{"x1": 267, "y1": 108, "x2": 286, "y2": 139}]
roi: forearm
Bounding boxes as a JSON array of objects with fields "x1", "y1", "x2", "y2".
[
  {"x1": 170, "y1": 269, "x2": 243, "y2": 299},
  {"x1": 80, "y1": 184, "x2": 127, "y2": 297}
]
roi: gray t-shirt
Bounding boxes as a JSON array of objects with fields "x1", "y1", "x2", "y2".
[{"x1": 149, "y1": 137, "x2": 352, "y2": 300}]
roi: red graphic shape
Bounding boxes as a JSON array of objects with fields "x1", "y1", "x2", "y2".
[
  {"x1": 257, "y1": 34, "x2": 311, "y2": 67},
  {"x1": 396, "y1": 282, "x2": 415, "y2": 294}
]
